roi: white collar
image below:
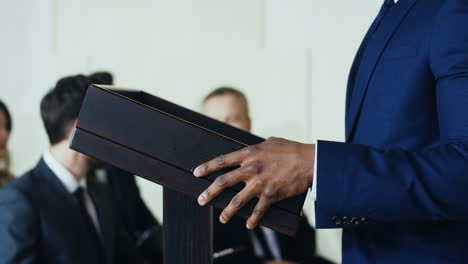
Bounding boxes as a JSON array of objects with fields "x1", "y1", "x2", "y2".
[{"x1": 43, "y1": 149, "x2": 87, "y2": 193}]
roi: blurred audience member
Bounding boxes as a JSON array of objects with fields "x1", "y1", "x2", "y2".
[
  {"x1": 203, "y1": 87, "x2": 333, "y2": 264},
  {"x1": 0, "y1": 75, "x2": 147, "y2": 264},
  {"x1": 0, "y1": 100, "x2": 14, "y2": 188},
  {"x1": 88, "y1": 71, "x2": 163, "y2": 263},
  {"x1": 89, "y1": 71, "x2": 114, "y2": 85}
]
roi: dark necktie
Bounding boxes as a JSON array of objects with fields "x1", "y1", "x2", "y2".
[{"x1": 74, "y1": 187, "x2": 104, "y2": 258}]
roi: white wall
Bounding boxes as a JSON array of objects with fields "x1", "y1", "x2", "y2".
[{"x1": 1, "y1": 1, "x2": 382, "y2": 263}]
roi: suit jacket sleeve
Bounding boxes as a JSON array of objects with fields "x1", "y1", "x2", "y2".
[
  {"x1": 0, "y1": 187, "x2": 39, "y2": 263},
  {"x1": 315, "y1": 0, "x2": 468, "y2": 228}
]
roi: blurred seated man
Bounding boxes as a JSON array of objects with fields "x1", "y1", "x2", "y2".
[
  {"x1": 0, "y1": 75, "x2": 150, "y2": 264},
  {"x1": 88, "y1": 71, "x2": 163, "y2": 263},
  {"x1": 203, "y1": 87, "x2": 333, "y2": 264}
]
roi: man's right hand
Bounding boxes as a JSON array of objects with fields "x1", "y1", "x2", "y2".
[{"x1": 194, "y1": 137, "x2": 315, "y2": 229}]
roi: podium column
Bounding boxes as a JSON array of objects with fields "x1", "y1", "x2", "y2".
[{"x1": 163, "y1": 187, "x2": 213, "y2": 264}]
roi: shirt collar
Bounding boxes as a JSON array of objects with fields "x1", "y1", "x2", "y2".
[{"x1": 43, "y1": 149, "x2": 87, "y2": 193}]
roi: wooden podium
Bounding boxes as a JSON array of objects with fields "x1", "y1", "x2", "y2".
[{"x1": 70, "y1": 85, "x2": 308, "y2": 263}]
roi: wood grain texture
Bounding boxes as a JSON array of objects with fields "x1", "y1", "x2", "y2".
[{"x1": 163, "y1": 188, "x2": 213, "y2": 264}]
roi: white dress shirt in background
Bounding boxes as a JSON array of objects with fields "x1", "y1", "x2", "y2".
[{"x1": 43, "y1": 149, "x2": 102, "y2": 237}]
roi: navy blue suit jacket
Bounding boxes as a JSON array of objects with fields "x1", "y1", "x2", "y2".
[
  {"x1": 0, "y1": 159, "x2": 141, "y2": 264},
  {"x1": 315, "y1": 0, "x2": 468, "y2": 263}
]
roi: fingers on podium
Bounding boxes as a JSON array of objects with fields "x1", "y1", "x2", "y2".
[
  {"x1": 247, "y1": 196, "x2": 275, "y2": 229},
  {"x1": 197, "y1": 167, "x2": 248, "y2": 206},
  {"x1": 219, "y1": 184, "x2": 257, "y2": 224},
  {"x1": 193, "y1": 147, "x2": 251, "y2": 177}
]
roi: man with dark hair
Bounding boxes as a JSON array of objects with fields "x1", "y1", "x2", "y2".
[
  {"x1": 40, "y1": 75, "x2": 90, "y2": 144},
  {"x1": 89, "y1": 72, "x2": 114, "y2": 86},
  {"x1": 0, "y1": 74, "x2": 151, "y2": 264},
  {"x1": 204, "y1": 87, "x2": 333, "y2": 264}
]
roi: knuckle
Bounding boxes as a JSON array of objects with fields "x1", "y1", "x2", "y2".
[
  {"x1": 247, "y1": 162, "x2": 263, "y2": 174},
  {"x1": 267, "y1": 136, "x2": 279, "y2": 142},
  {"x1": 246, "y1": 145, "x2": 259, "y2": 155},
  {"x1": 254, "y1": 177, "x2": 265, "y2": 187},
  {"x1": 215, "y1": 155, "x2": 226, "y2": 167},
  {"x1": 215, "y1": 176, "x2": 226, "y2": 187},
  {"x1": 253, "y1": 208, "x2": 263, "y2": 216},
  {"x1": 269, "y1": 137, "x2": 284, "y2": 146},
  {"x1": 263, "y1": 189, "x2": 278, "y2": 201},
  {"x1": 231, "y1": 196, "x2": 243, "y2": 208},
  {"x1": 243, "y1": 147, "x2": 253, "y2": 156}
]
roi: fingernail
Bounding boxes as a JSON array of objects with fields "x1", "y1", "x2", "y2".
[
  {"x1": 219, "y1": 215, "x2": 226, "y2": 224},
  {"x1": 194, "y1": 166, "x2": 202, "y2": 177},
  {"x1": 198, "y1": 193, "x2": 206, "y2": 205},
  {"x1": 246, "y1": 223, "x2": 252, "y2": 229}
]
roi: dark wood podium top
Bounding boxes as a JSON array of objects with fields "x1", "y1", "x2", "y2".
[{"x1": 70, "y1": 84, "x2": 307, "y2": 236}]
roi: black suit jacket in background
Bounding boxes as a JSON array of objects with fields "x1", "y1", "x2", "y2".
[
  {"x1": 276, "y1": 217, "x2": 334, "y2": 264},
  {"x1": 213, "y1": 209, "x2": 334, "y2": 264},
  {"x1": 0, "y1": 159, "x2": 143, "y2": 264},
  {"x1": 92, "y1": 166, "x2": 163, "y2": 263},
  {"x1": 213, "y1": 209, "x2": 261, "y2": 264}
]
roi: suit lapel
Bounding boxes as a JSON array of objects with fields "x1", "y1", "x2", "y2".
[
  {"x1": 34, "y1": 159, "x2": 82, "y2": 224},
  {"x1": 345, "y1": 0, "x2": 418, "y2": 141},
  {"x1": 346, "y1": 11, "x2": 382, "y2": 114},
  {"x1": 33, "y1": 159, "x2": 102, "y2": 262}
]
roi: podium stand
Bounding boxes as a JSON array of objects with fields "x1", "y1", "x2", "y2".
[
  {"x1": 69, "y1": 85, "x2": 308, "y2": 262},
  {"x1": 163, "y1": 188, "x2": 213, "y2": 264}
]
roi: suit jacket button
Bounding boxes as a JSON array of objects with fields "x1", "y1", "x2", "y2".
[{"x1": 331, "y1": 216, "x2": 342, "y2": 226}]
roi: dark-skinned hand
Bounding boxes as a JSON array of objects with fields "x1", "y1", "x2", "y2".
[{"x1": 193, "y1": 137, "x2": 315, "y2": 229}]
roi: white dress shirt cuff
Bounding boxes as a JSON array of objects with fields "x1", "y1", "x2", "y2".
[{"x1": 311, "y1": 141, "x2": 318, "y2": 201}]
